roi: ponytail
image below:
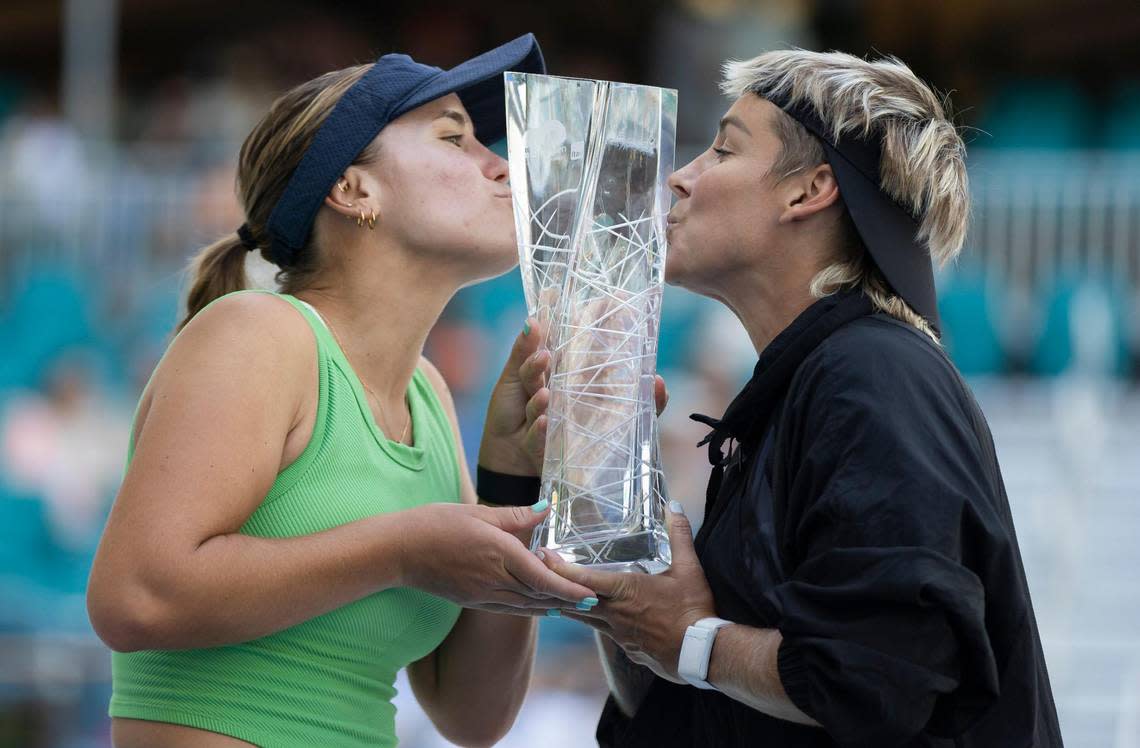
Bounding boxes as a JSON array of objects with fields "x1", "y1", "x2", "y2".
[
  {"x1": 177, "y1": 232, "x2": 250, "y2": 332},
  {"x1": 174, "y1": 63, "x2": 377, "y2": 333}
]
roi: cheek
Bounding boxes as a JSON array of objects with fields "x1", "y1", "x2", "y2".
[
  {"x1": 686, "y1": 167, "x2": 721, "y2": 217},
  {"x1": 389, "y1": 151, "x2": 475, "y2": 210},
  {"x1": 432, "y1": 157, "x2": 476, "y2": 195},
  {"x1": 692, "y1": 169, "x2": 775, "y2": 241},
  {"x1": 688, "y1": 171, "x2": 745, "y2": 246},
  {"x1": 385, "y1": 153, "x2": 513, "y2": 254}
]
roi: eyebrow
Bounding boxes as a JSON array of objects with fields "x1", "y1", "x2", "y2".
[
  {"x1": 718, "y1": 115, "x2": 752, "y2": 137},
  {"x1": 435, "y1": 109, "x2": 470, "y2": 129}
]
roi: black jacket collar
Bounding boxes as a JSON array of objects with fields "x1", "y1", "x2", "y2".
[{"x1": 690, "y1": 289, "x2": 874, "y2": 468}]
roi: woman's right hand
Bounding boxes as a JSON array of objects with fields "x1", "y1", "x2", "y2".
[{"x1": 397, "y1": 502, "x2": 596, "y2": 615}]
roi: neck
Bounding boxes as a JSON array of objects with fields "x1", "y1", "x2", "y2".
[
  {"x1": 295, "y1": 240, "x2": 460, "y2": 407},
  {"x1": 716, "y1": 257, "x2": 823, "y2": 358}
]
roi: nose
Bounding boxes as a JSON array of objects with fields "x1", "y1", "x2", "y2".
[
  {"x1": 487, "y1": 153, "x2": 509, "y2": 184},
  {"x1": 668, "y1": 159, "x2": 695, "y2": 199},
  {"x1": 476, "y1": 140, "x2": 510, "y2": 184}
]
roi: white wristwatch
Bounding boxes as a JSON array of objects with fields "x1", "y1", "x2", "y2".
[{"x1": 677, "y1": 617, "x2": 732, "y2": 689}]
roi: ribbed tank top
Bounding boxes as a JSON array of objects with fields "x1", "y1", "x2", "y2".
[{"x1": 109, "y1": 290, "x2": 463, "y2": 747}]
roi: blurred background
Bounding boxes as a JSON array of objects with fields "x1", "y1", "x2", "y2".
[{"x1": 1, "y1": 0, "x2": 1138, "y2": 745}]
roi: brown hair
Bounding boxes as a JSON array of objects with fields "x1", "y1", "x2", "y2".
[{"x1": 178, "y1": 64, "x2": 381, "y2": 331}]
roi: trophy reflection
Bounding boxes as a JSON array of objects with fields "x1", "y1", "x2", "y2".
[{"x1": 505, "y1": 72, "x2": 677, "y2": 574}]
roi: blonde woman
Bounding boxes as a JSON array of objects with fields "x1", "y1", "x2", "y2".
[
  {"x1": 87, "y1": 35, "x2": 604, "y2": 747},
  {"x1": 545, "y1": 51, "x2": 1064, "y2": 747}
]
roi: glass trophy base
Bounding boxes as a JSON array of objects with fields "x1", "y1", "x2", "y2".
[{"x1": 538, "y1": 527, "x2": 672, "y2": 575}]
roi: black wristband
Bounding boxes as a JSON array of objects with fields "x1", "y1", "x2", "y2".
[{"x1": 476, "y1": 465, "x2": 542, "y2": 507}]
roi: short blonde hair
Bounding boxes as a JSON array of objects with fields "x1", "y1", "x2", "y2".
[{"x1": 721, "y1": 50, "x2": 970, "y2": 342}]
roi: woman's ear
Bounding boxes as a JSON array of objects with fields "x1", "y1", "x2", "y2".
[
  {"x1": 323, "y1": 168, "x2": 378, "y2": 223},
  {"x1": 778, "y1": 164, "x2": 841, "y2": 224}
]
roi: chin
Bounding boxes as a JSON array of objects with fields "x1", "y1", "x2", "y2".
[
  {"x1": 663, "y1": 246, "x2": 689, "y2": 286},
  {"x1": 664, "y1": 258, "x2": 717, "y2": 297},
  {"x1": 466, "y1": 246, "x2": 519, "y2": 284}
]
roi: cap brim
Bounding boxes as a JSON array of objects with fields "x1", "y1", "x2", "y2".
[
  {"x1": 398, "y1": 33, "x2": 545, "y2": 145},
  {"x1": 821, "y1": 140, "x2": 942, "y2": 334}
]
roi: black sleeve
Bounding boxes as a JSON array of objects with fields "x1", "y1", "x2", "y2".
[{"x1": 767, "y1": 339, "x2": 1003, "y2": 746}]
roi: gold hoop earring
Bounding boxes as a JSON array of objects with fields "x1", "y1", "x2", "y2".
[
  {"x1": 367, "y1": 210, "x2": 376, "y2": 230},
  {"x1": 357, "y1": 209, "x2": 365, "y2": 227},
  {"x1": 339, "y1": 182, "x2": 349, "y2": 193}
]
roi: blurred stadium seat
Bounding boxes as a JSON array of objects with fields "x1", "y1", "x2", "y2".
[{"x1": 976, "y1": 80, "x2": 1096, "y2": 149}]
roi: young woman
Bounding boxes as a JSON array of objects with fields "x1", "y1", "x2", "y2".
[{"x1": 86, "y1": 34, "x2": 601, "y2": 747}]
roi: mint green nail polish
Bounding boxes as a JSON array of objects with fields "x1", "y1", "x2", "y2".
[
  {"x1": 523, "y1": 320, "x2": 532, "y2": 336},
  {"x1": 545, "y1": 609, "x2": 561, "y2": 618},
  {"x1": 530, "y1": 498, "x2": 549, "y2": 513},
  {"x1": 577, "y1": 596, "x2": 599, "y2": 610}
]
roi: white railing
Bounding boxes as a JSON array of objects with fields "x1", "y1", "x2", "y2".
[
  {"x1": 966, "y1": 150, "x2": 1140, "y2": 294},
  {"x1": 3, "y1": 146, "x2": 1138, "y2": 302}
]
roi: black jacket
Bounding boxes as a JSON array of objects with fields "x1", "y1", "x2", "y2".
[{"x1": 597, "y1": 290, "x2": 1063, "y2": 747}]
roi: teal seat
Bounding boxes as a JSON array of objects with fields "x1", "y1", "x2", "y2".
[
  {"x1": 976, "y1": 80, "x2": 1095, "y2": 149},
  {"x1": 0, "y1": 486, "x2": 58, "y2": 631},
  {"x1": 1102, "y1": 82, "x2": 1140, "y2": 149},
  {"x1": 938, "y1": 273, "x2": 1005, "y2": 376},
  {"x1": 1030, "y1": 277, "x2": 1129, "y2": 377},
  {"x1": 0, "y1": 264, "x2": 95, "y2": 390},
  {"x1": 0, "y1": 477, "x2": 98, "y2": 631}
]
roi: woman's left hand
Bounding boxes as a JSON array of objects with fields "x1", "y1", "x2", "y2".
[
  {"x1": 478, "y1": 318, "x2": 669, "y2": 476},
  {"x1": 537, "y1": 502, "x2": 718, "y2": 684},
  {"x1": 478, "y1": 317, "x2": 552, "y2": 477}
]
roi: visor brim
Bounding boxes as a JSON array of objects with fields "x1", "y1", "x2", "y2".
[
  {"x1": 397, "y1": 33, "x2": 545, "y2": 145},
  {"x1": 822, "y1": 140, "x2": 942, "y2": 334}
]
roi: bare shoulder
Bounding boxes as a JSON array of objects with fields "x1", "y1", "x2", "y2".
[
  {"x1": 133, "y1": 292, "x2": 317, "y2": 445},
  {"x1": 153, "y1": 293, "x2": 313, "y2": 395},
  {"x1": 176, "y1": 291, "x2": 314, "y2": 360}
]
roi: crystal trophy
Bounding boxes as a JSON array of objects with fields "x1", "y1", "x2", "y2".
[{"x1": 505, "y1": 72, "x2": 677, "y2": 574}]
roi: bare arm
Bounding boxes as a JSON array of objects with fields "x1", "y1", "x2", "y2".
[
  {"x1": 88, "y1": 293, "x2": 401, "y2": 650},
  {"x1": 544, "y1": 500, "x2": 819, "y2": 728},
  {"x1": 87, "y1": 296, "x2": 591, "y2": 654},
  {"x1": 706, "y1": 625, "x2": 820, "y2": 726},
  {"x1": 406, "y1": 358, "x2": 542, "y2": 747}
]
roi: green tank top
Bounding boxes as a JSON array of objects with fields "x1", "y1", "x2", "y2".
[{"x1": 109, "y1": 290, "x2": 463, "y2": 747}]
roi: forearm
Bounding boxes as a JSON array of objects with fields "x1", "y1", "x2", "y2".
[
  {"x1": 420, "y1": 609, "x2": 538, "y2": 744},
  {"x1": 707, "y1": 625, "x2": 820, "y2": 727},
  {"x1": 596, "y1": 631, "x2": 655, "y2": 717},
  {"x1": 94, "y1": 511, "x2": 410, "y2": 652}
]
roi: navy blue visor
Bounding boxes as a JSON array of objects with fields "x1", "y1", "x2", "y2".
[
  {"x1": 265, "y1": 33, "x2": 545, "y2": 265},
  {"x1": 763, "y1": 90, "x2": 942, "y2": 335}
]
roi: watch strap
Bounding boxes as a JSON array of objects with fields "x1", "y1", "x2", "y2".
[{"x1": 678, "y1": 617, "x2": 732, "y2": 690}]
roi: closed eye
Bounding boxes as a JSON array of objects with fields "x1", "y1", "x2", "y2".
[{"x1": 712, "y1": 146, "x2": 731, "y2": 159}]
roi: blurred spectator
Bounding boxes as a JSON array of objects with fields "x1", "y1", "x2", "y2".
[{"x1": 1, "y1": 349, "x2": 129, "y2": 553}]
